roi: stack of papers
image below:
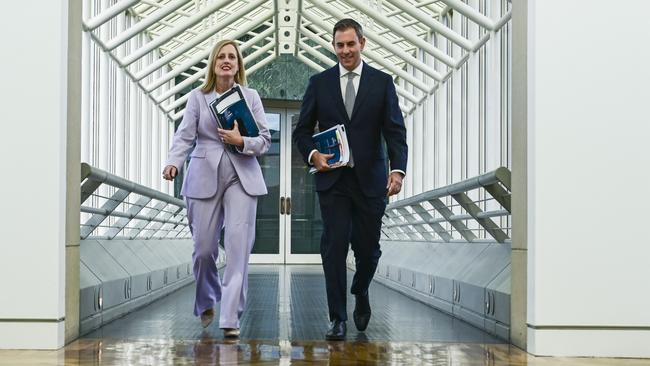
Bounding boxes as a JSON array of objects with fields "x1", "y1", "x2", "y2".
[
  {"x1": 208, "y1": 86, "x2": 260, "y2": 139},
  {"x1": 309, "y1": 124, "x2": 353, "y2": 174}
]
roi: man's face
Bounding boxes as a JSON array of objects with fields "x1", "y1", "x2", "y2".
[{"x1": 333, "y1": 27, "x2": 365, "y2": 71}]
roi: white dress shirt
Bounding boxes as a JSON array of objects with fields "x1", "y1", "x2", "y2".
[
  {"x1": 339, "y1": 61, "x2": 363, "y2": 102},
  {"x1": 308, "y1": 61, "x2": 405, "y2": 177}
]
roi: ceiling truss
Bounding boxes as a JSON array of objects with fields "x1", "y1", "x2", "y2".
[{"x1": 83, "y1": 0, "x2": 511, "y2": 120}]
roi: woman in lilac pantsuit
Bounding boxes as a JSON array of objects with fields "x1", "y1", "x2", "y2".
[{"x1": 162, "y1": 40, "x2": 270, "y2": 338}]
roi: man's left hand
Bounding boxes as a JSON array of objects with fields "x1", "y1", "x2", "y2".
[
  {"x1": 386, "y1": 172, "x2": 403, "y2": 196},
  {"x1": 218, "y1": 121, "x2": 244, "y2": 147}
]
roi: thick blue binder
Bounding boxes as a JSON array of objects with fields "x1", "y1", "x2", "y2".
[
  {"x1": 310, "y1": 124, "x2": 352, "y2": 174},
  {"x1": 313, "y1": 128, "x2": 342, "y2": 165},
  {"x1": 209, "y1": 86, "x2": 260, "y2": 139}
]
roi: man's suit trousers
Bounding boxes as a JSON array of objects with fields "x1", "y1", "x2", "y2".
[{"x1": 318, "y1": 168, "x2": 386, "y2": 321}]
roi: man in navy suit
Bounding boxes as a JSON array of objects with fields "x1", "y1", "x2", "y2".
[{"x1": 293, "y1": 18, "x2": 408, "y2": 340}]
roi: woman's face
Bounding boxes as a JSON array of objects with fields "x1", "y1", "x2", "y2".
[{"x1": 214, "y1": 44, "x2": 239, "y2": 80}]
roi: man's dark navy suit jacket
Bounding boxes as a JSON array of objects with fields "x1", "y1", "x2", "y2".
[{"x1": 293, "y1": 62, "x2": 408, "y2": 197}]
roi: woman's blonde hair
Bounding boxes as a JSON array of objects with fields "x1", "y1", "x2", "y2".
[{"x1": 201, "y1": 39, "x2": 247, "y2": 93}]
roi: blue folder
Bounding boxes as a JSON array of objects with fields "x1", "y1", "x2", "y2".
[
  {"x1": 313, "y1": 128, "x2": 342, "y2": 165},
  {"x1": 310, "y1": 124, "x2": 352, "y2": 174},
  {"x1": 209, "y1": 86, "x2": 260, "y2": 140}
]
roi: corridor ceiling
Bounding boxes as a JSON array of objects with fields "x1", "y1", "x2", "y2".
[{"x1": 83, "y1": 0, "x2": 511, "y2": 120}]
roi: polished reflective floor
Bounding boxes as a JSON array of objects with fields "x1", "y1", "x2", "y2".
[
  {"x1": 2, "y1": 266, "x2": 649, "y2": 365},
  {"x1": 4, "y1": 337, "x2": 650, "y2": 365},
  {"x1": 84, "y1": 265, "x2": 497, "y2": 343}
]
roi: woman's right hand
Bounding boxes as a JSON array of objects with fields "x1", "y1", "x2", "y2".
[{"x1": 162, "y1": 165, "x2": 178, "y2": 181}]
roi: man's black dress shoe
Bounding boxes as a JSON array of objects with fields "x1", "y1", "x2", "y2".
[
  {"x1": 325, "y1": 319, "x2": 346, "y2": 340},
  {"x1": 353, "y1": 294, "x2": 371, "y2": 331}
]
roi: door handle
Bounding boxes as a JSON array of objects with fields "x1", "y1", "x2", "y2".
[
  {"x1": 286, "y1": 197, "x2": 291, "y2": 215},
  {"x1": 280, "y1": 197, "x2": 285, "y2": 215}
]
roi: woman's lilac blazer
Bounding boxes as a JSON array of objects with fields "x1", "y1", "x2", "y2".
[{"x1": 165, "y1": 85, "x2": 271, "y2": 198}]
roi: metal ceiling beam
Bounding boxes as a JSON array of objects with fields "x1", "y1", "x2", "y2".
[
  {"x1": 145, "y1": 23, "x2": 275, "y2": 93},
  {"x1": 240, "y1": 25, "x2": 277, "y2": 50},
  {"x1": 297, "y1": 41, "x2": 335, "y2": 67},
  {"x1": 121, "y1": 0, "x2": 238, "y2": 66},
  {"x1": 84, "y1": 23, "x2": 172, "y2": 116},
  {"x1": 142, "y1": 1, "x2": 194, "y2": 18},
  {"x1": 438, "y1": 0, "x2": 512, "y2": 30},
  {"x1": 84, "y1": 0, "x2": 140, "y2": 31},
  {"x1": 164, "y1": 92, "x2": 190, "y2": 113},
  {"x1": 167, "y1": 52, "x2": 277, "y2": 121},
  {"x1": 134, "y1": 6, "x2": 273, "y2": 81},
  {"x1": 245, "y1": 42, "x2": 276, "y2": 68},
  {"x1": 341, "y1": 0, "x2": 455, "y2": 67},
  {"x1": 384, "y1": 0, "x2": 472, "y2": 50},
  {"x1": 298, "y1": 41, "x2": 418, "y2": 105},
  {"x1": 155, "y1": 68, "x2": 205, "y2": 104},
  {"x1": 415, "y1": 0, "x2": 445, "y2": 11},
  {"x1": 301, "y1": 7, "x2": 442, "y2": 82},
  {"x1": 273, "y1": 0, "x2": 280, "y2": 55},
  {"x1": 295, "y1": 51, "x2": 409, "y2": 114},
  {"x1": 299, "y1": 24, "x2": 430, "y2": 93},
  {"x1": 246, "y1": 53, "x2": 277, "y2": 74},
  {"x1": 296, "y1": 52, "x2": 325, "y2": 72},
  {"x1": 105, "y1": 0, "x2": 190, "y2": 51},
  {"x1": 154, "y1": 41, "x2": 275, "y2": 103}
]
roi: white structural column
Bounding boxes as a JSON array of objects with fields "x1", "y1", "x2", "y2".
[
  {"x1": 128, "y1": 34, "x2": 141, "y2": 183},
  {"x1": 162, "y1": 80, "x2": 172, "y2": 195},
  {"x1": 0, "y1": 1, "x2": 81, "y2": 349},
  {"x1": 422, "y1": 42, "x2": 435, "y2": 192},
  {"x1": 98, "y1": 8, "x2": 110, "y2": 174},
  {"x1": 115, "y1": 11, "x2": 126, "y2": 179},
  {"x1": 141, "y1": 70, "x2": 152, "y2": 188},
  {"x1": 465, "y1": 0, "x2": 479, "y2": 183},
  {"x1": 81, "y1": 0, "x2": 92, "y2": 168},
  {"x1": 514, "y1": 0, "x2": 650, "y2": 358},
  {"x1": 403, "y1": 76, "x2": 413, "y2": 199},
  {"x1": 152, "y1": 92, "x2": 161, "y2": 192},
  {"x1": 411, "y1": 54, "x2": 423, "y2": 195}
]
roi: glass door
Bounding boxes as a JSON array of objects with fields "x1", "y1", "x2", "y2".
[
  {"x1": 285, "y1": 112, "x2": 321, "y2": 264},
  {"x1": 250, "y1": 109, "x2": 283, "y2": 263},
  {"x1": 250, "y1": 108, "x2": 322, "y2": 264}
]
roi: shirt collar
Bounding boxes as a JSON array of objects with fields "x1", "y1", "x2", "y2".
[
  {"x1": 215, "y1": 82, "x2": 239, "y2": 97},
  {"x1": 339, "y1": 60, "x2": 364, "y2": 78}
]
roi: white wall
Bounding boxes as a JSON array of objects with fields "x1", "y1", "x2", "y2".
[
  {"x1": 0, "y1": 0, "x2": 69, "y2": 349},
  {"x1": 526, "y1": 0, "x2": 650, "y2": 357}
]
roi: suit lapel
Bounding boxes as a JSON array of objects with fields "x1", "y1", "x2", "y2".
[
  {"x1": 328, "y1": 67, "x2": 349, "y2": 124},
  {"x1": 202, "y1": 90, "x2": 219, "y2": 127}
]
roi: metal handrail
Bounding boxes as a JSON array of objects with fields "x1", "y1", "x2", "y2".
[
  {"x1": 383, "y1": 167, "x2": 512, "y2": 243},
  {"x1": 80, "y1": 163, "x2": 191, "y2": 240},
  {"x1": 388, "y1": 167, "x2": 511, "y2": 210}
]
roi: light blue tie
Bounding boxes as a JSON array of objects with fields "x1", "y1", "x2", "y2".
[{"x1": 344, "y1": 72, "x2": 356, "y2": 118}]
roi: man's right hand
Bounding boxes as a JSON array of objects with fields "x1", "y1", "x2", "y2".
[
  {"x1": 162, "y1": 165, "x2": 178, "y2": 181},
  {"x1": 312, "y1": 152, "x2": 335, "y2": 173}
]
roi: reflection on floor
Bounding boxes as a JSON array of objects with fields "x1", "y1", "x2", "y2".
[
  {"x1": 4, "y1": 339, "x2": 650, "y2": 365},
  {"x1": 84, "y1": 265, "x2": 497, "y2": 343},
  {"x1": 1, "y1": 266, "x2": 649, "y2": 365}
]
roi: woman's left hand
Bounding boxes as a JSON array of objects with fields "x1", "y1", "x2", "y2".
[{"x1": 218, "y1": 121, "x2": 244, "y2": 147}]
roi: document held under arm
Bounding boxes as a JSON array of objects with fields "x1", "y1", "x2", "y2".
[
  {"x1": 209, "y1": 86, "x2": 260, "y2": 146},
  {"x1": 309, "y1": 124, "x2": 353, "y2": 174}
]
